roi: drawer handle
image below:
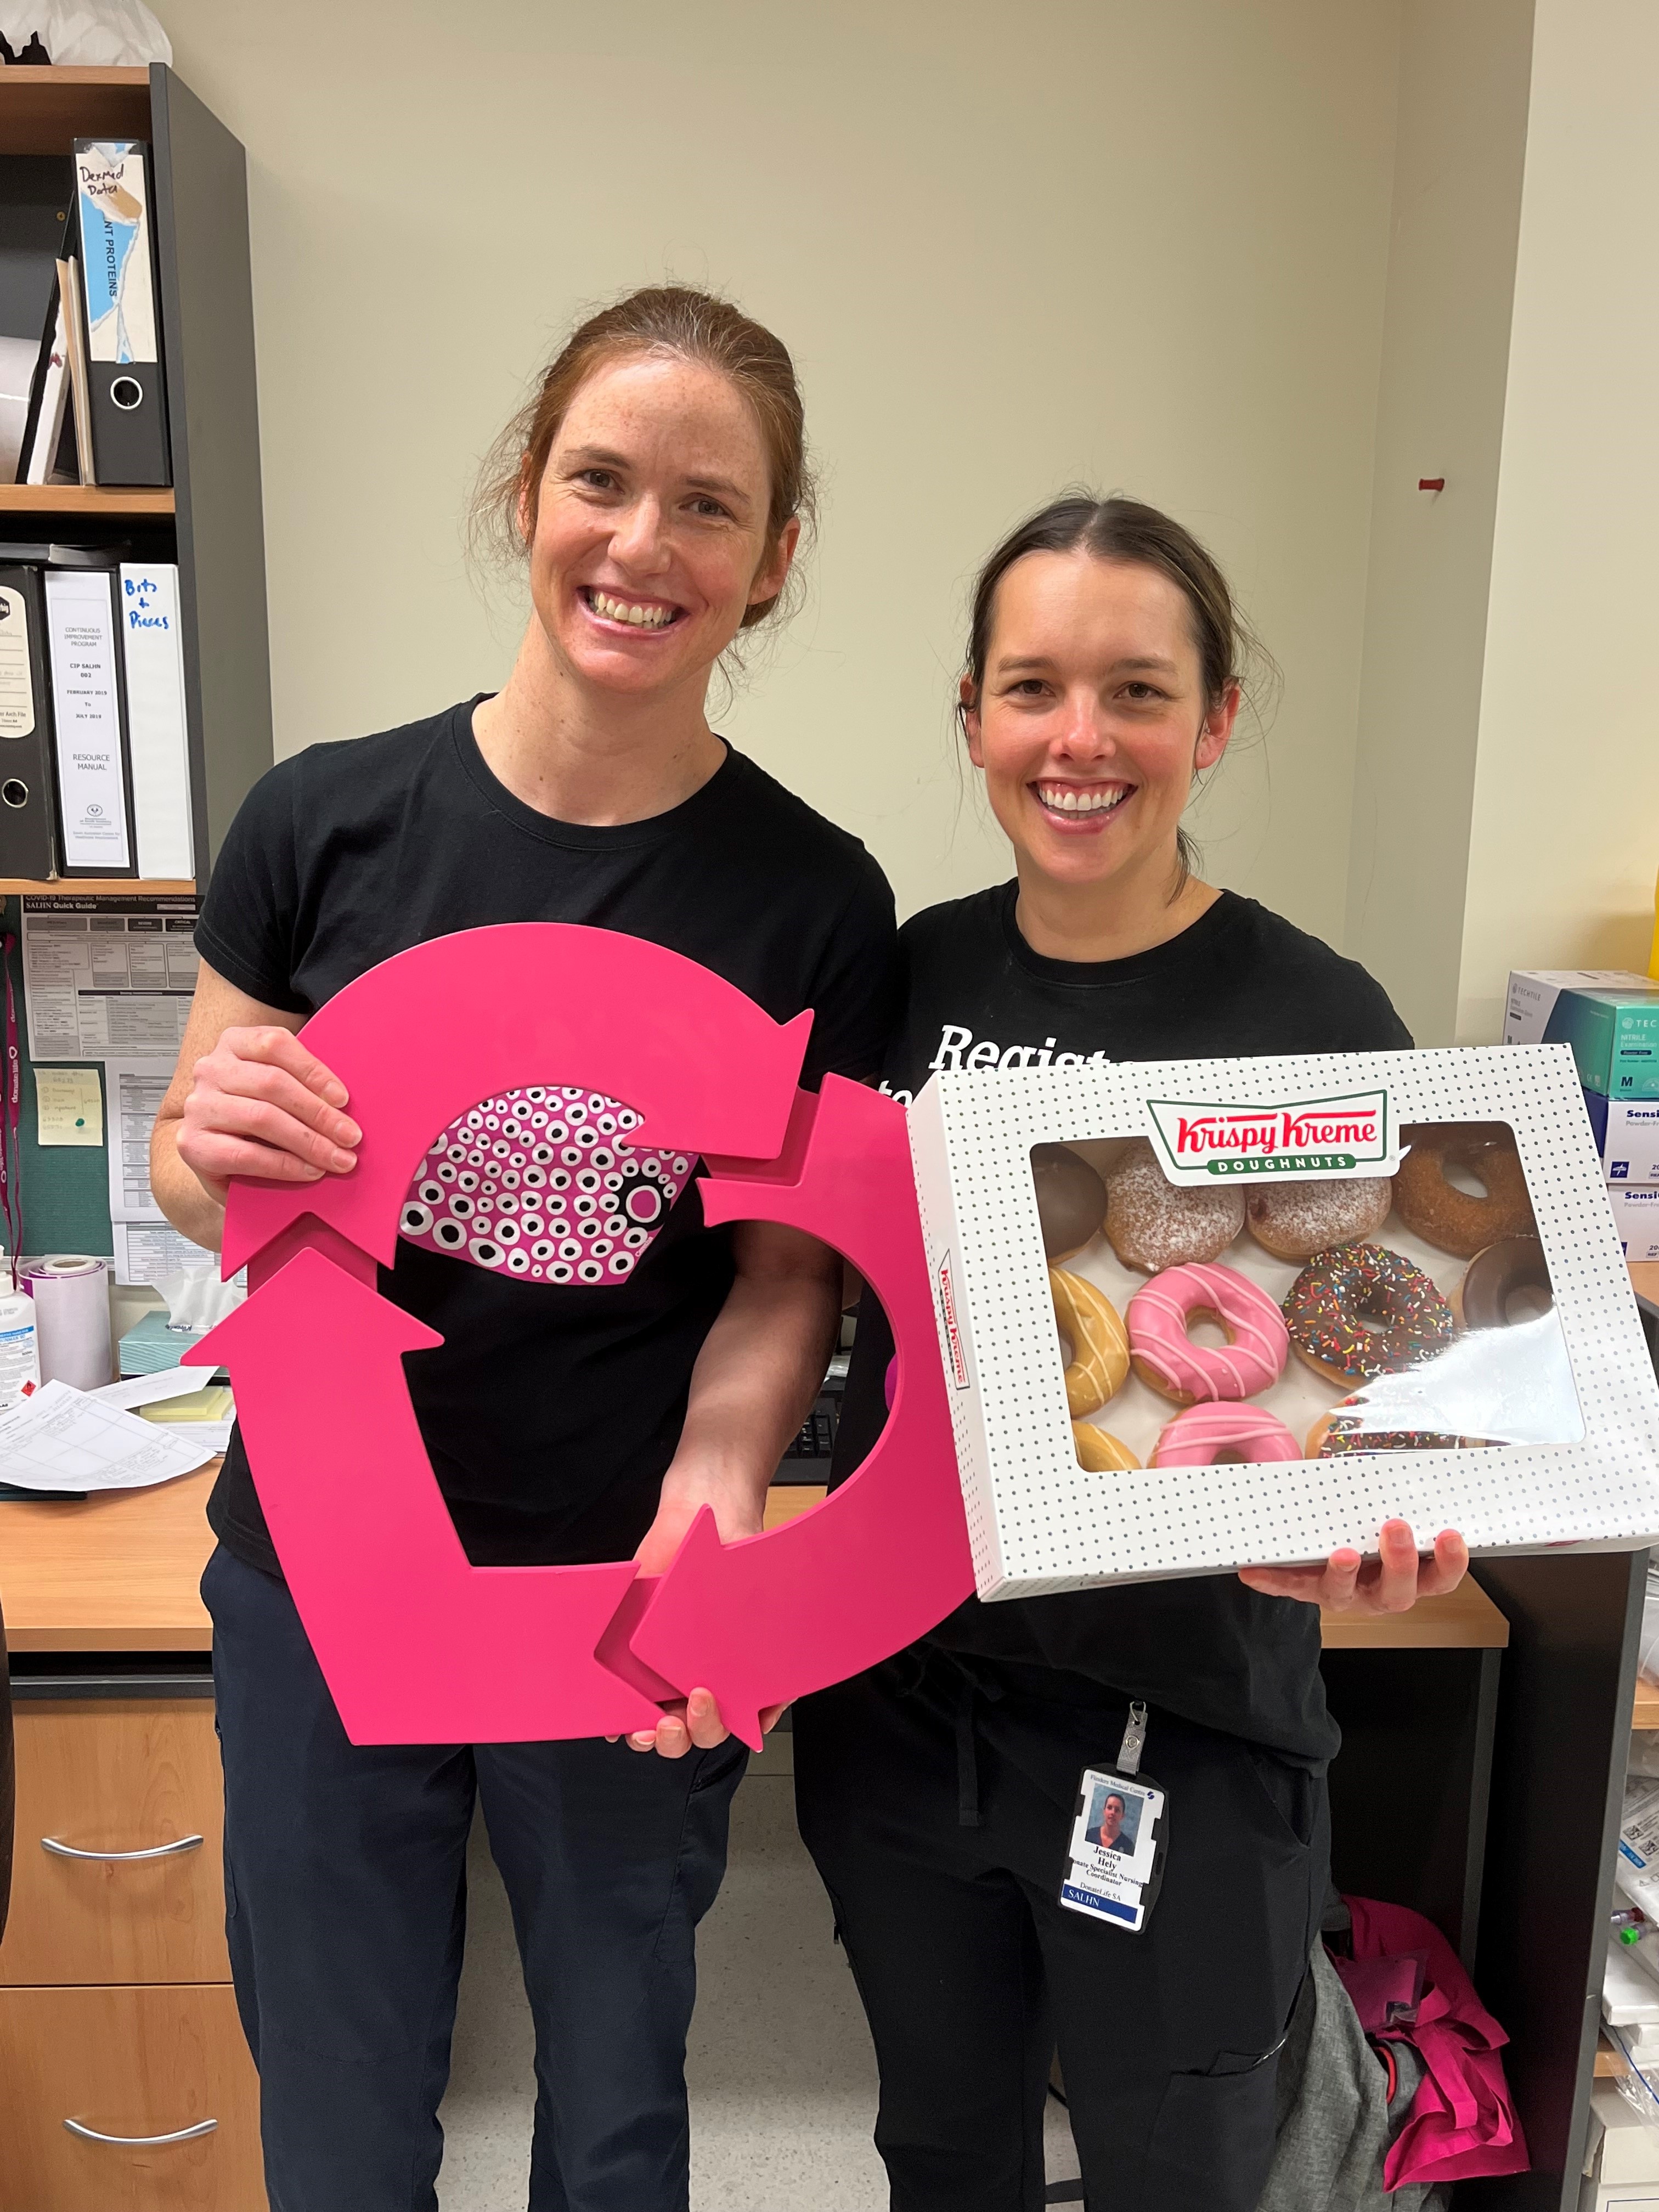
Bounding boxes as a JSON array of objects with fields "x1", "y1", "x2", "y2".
[
  {"x1": 63, "y1": 2117, "x2": 218, "y2": 2146},
  {"x1": 41, "y1": 1833, "x2": 205, "y2": 1862}
]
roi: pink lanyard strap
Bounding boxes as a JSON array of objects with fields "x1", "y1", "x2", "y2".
[{"x1": 2, "y1": 930, "x2": 21, "y2": 1291}]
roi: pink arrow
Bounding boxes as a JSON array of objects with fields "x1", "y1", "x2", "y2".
[
  {"x1": 187, "y1": 1248, "x2": 663, "y2": 1743},
  {"x1": 222, "y1": 925, "x2": 812, "y2": 1277},
  {"x1": 627, "y1": 1078, "x2": 974, "y2": 1747}
]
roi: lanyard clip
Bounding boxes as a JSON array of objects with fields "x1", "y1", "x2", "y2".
[{"x1": 1116, "y1": 1700, "x2": 1148, "y2": 1777}]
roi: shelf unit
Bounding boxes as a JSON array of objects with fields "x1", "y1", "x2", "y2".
[{"x1": 0, "y1": 63, "x2": 272, "y2": 895}]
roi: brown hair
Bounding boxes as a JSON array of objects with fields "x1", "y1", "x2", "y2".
[
  {"x1": 959, "y1": 492, "x2": 1277, "y2": 883},
  {"x1": 472, "y1": 284, "x2": 814, "y2": 629}
]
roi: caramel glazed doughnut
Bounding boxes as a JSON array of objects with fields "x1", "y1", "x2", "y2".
[
  {"x1": 1393, "y1": 1122, "x2": 1534, "y2": 1259},
  {"x1": 1049, "y1": 1266, "x2": 1131, "y2": 1418},
  {"x1": 1283, "y1": 1241, "x2": 1456, "y2": 1390},
  {"x1": 1104, "y1": 1138, "x2": 1245, "y2": 1273},
  {"x1": 1455, "y1": 1234, "x2": 1552, "y2": 1330}
]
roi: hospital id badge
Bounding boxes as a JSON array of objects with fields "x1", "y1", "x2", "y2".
[{"x1": 1059, "y1": 1706, "x2": 1169, "y2": 1933}]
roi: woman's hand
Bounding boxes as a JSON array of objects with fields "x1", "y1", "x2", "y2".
[
  {"x1": 175, "y1": 1025, "x2": 360, "y2": 1203},
  {"x1": 1237, "y1": 1520, "x2": 1469, "y2": 1613},
  {"x1": 620, "y1": 1466, "x2": 786, "y2": 1758}
]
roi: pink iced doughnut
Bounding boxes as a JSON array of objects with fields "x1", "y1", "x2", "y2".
[
  {"x1": 1126, "y1": 1261, "x2": 1289, "y2": 1404},
  {"x1": 1152, "y1": 1403, "x2": 1302, "y2": 1466}
]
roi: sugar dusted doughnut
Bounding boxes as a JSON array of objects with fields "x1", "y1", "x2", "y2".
[
  {"x1": 1071, "y1": 1421, "x2": 1139, "y2": 1473},
  {"x1": 1152, "y1": 1403, "x2": 1302, "y2": 1466},
  {"x1": 1031, "y1": 1143, "x2": 1108, "y2": 1260},
  {"x1": 1048, "y1": 1266, "x2": 1130, "y2": 1419},
  {"x1": 1245, "y1": 1177, "x2": 1391, "y2": 1262},
  {"x1": 1104, "y1": 1138, "x2": 1245, "y2": 1273},
  {"x1": 1127, "y1": 1261, "x2": 1289, "y2": 1405},
  {"x1": 1393, "y1": 1124, "x2": 1533, "y2": 1257},
  {"x1": 1283, "y1": 1242, "x2": 1455, "y2": 1389}
]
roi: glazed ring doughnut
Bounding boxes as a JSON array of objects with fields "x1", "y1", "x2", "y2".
[
  {"x1": 1049, "y1": 1266, "x2": 1130, "y2": 1418},
  {"x1": 1071, "y1": 1421, "x2": 1139, "y2": 1473},
  {"x1": 1152, "y1": 1403, "x2": 1302, "y2": 1466},
  {"x1": 1126, "y1": 1261, "x2": 1289, "y2": 1404},
  {"x1": 1245, "y1": 1177, "x2": 1392, "y2": 1262},
  {"x1": 1283, "y1": 1242, "x2": 1456, "y2": 1389},
  {"x1": 1454, "y1": 1234, "x2": 1552, "y2": 1329},
  {"x1": 1306, "y1": 1403, "x2": 1460, "y2": 1457},
  {"x1": 1104, "y1": 1138, "x2": 1245, "y2": 1273},
  {"x1": 1031, "y1": 1143, "x2": 1109, "y2": 1260},
  {"x1": 1393, "y1": 1123, "x2": 1533, "y2": 1257}
]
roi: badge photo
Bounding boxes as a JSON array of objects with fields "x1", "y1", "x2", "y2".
[{"x1": 1060, "y1": 1765, "x2": 1168, "y2": 1933}]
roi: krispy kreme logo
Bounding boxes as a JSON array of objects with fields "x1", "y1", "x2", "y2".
[{"x1": 1144, "y1": 1088, "x2": 1402, "y2": 1185}]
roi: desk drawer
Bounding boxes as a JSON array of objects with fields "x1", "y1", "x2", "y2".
[
  {"x1": 0, "y1": 1982, "x2": 263, "y2": 2210},
  {"x1": 0, "y1": 1699, "x2": 229, "y2": 1987}
]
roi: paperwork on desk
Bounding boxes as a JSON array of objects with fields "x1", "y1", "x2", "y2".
[
  {"x1": 103, "y1": 1057, "x2": 235, "y2": 1290},
  {"x1": 0, "y1": 1367, "x2": 225, "y2": 1491}
]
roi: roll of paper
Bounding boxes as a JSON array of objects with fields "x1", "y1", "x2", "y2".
[
  {"x1": 25, "y1": 1255, "x2": 113, "y2": 1390},
  {"x1": 0, "y1": 1288, "x2": 40, "y2": 1408}
]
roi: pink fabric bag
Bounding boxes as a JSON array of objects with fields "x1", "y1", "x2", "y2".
[{"x1": 1339, "y1": 1895, "x2": 1529, "y2": 2186}]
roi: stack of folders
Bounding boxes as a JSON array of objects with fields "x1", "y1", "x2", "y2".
[
  {"x1": 9, "y1": 138, "x2": 170, "y2": 488},
  {"x1": 0, "y1": 556, "x2": 193, "y2": 880}
]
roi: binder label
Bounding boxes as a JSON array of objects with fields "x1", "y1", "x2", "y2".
[
  {"x1": 44, "y1": 570, "x2": 131, "y2": 871},
  {"x1": 75, "y1": 142, "x2": 157, "y2": 365},
  {"x1": 0, "y1": 588, "x2": 36, "y2": 739}
]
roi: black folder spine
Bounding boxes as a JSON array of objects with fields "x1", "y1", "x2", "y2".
[{"x1": 0, "y1": 566, "x2": 60, "y2": 878}]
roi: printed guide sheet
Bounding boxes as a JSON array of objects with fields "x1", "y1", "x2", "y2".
[{"x1": 22, "y1": 896, "x2": 198, "y2": 1062}]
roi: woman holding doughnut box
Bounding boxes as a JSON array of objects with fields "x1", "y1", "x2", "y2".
[
  {"x1": 150, "y1": 288, "x2": 896, "y2": 2212},
  {"x1": 795, "y1": 495, "x2": 1469, "y2": 2212}
]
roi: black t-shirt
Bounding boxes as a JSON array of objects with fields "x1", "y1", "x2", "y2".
[
  {"x1": 834, "y1": 880, "x2": 1413, "y2": 1764},
  {"x1": 197, "y1": 698, "x2": 897, "y2": 1577}
]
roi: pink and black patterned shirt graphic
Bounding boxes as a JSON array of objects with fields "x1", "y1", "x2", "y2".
[{"x1": 397, "y1": 1085, "x2": 690, "y2": 1284}]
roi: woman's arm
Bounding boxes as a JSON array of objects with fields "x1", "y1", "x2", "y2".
[
  {"x1": 624, "y1": 1219, "x2": 843, "y2": 1758},
  {"x1": 150, "y1": 960, "x2": 360, "y2": 1250}
]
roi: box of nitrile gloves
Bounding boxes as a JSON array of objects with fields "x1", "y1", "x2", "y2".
[
  {"x1": 1587, "y1": 1094, "x2": 1659, "y2": 1185},
  {"x1": 1609, "y1": 1185, "x2": 1659, "y2": 1264},
  {"x1": 1505, "y1": 970, "x2": 1659, "y2": 1099}
]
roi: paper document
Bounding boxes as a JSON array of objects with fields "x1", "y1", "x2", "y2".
[
  {"x1": 105, "y1": 1056, "x2": 176, "y2": 1221},
  {"x1": 35, "y1": 1065, "x2": 103, "y2": 1146},
  {"x1": 112, "y1": 1221, "x2": 219, "y2": 1290},
  {"x1": 0, "y1": 1378, "x2": 216, "y2": 1491},
  {"x1": 90, "y1": 1364, "x2": 230, "y2": 1414},
  {"x1": 22, "y1": 896, "x2": 199, "y2": 1062}
]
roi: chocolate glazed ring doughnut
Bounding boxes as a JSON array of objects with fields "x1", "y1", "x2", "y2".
[
  {"x1": 1393, "y1": 1122, "x2": 1534, "y2": 1258},
  {"x1": 1454, "y1": 1234, "x2": 1552, "y2": 1329},
  {"x1": 1031, "y1": 1143, "x2": 1108, "y2": 1261},
  {"x1": 1283, "y1": 1241, "x2": 1456, "y2": 1390}
]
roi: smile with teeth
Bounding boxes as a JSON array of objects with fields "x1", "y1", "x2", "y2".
[
  {"x1": 584, "y1": 588, "x2": 680, "y2": 629},
  {"x1": 1034, "y1": 782, "x2": 1132, "y2": 819}
]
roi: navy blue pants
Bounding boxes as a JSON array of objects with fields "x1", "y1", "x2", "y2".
[{"x1": 203, "y1": 1545, "x2": 747, "y2": 2212}]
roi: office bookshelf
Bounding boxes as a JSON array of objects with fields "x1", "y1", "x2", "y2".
[{"x1": 0, "y1": 61, "x2": 272, "y2": 894}]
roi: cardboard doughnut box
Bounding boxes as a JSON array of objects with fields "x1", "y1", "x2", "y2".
[{"x1": 907, "y1": 1043, "x2": 1659, "y2": 1598}]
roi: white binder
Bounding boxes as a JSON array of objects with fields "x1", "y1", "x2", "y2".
[
  {"x1": 43, "y1": 565, "x2": 133, "y2": 873},
  {"x1": 118, "y1": 563, "x2": 193, "y2": 878}
]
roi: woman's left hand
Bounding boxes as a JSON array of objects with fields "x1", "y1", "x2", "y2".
[{"x1": 1237, "y1": 1520, "x2": 1469, "y2": 1613}]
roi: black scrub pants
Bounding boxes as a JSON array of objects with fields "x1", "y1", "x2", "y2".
[
  {"x1": 794, "y1": 1649, "x2": 1326, "y2": 2212},
  {"x1": 203, "y1": 1544, "x2": 746, "y2": 2212}
]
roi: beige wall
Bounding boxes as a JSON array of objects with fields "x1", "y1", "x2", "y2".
[
  {"x1": 155, "y1": 0, "x2": 1402, "y2": 942},
  {"x1": 1455, "y1": 0, "x2": 1659, "y2": 1038},
  {"x1": 1345, "y1": 0, "x2": 1533, "y2": 1046}
]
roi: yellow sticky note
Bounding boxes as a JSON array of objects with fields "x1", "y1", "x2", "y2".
[{"x1": 35, "y1": 1066, "x2": 104, "y2": 1147}]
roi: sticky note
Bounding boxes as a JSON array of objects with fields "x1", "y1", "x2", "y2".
[{"x1": 35, "y1": 1066, "x2": 104, "y2": 1147}]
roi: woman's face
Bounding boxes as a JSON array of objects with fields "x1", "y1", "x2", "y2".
[
  {"x1": 962, "y1": 551, "x2": 1237, "y2": 896},
  {"x1": 526, "y1": 351, "x2": 797, "y2": 699}
]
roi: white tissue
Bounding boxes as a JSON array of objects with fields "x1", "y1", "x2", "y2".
[{"x1": 157, "y1": 1262, "x2": 246, "y2": 1334}]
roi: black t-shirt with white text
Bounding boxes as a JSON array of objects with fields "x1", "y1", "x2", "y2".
[
  {"x1": 197, "y1": 699, "x2": 897, "y2": 1577},
  {"x1": 833, "y1": 880, "x2": 1412, "y2": 1764}
]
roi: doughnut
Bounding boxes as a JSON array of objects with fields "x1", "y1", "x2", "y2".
[
  {"x1": 1103, "y1": 1138, "x2": 1245, "y2": 1273},
  {"x1": 1245, "y1": 1177, "x2": 1391, "y2": 1262},
  {"x1": 1283, "y1": 1242, "x2": 1456, "y2": 1389},
  {"x1": 1306, "y1": 1403, "x2": 1459, "y2": 1457},
  {"x1": 1152, "y1": 1403, "x2": 1302, "y2": 1466},
  {"x1": 1072, "y1": 1421, "x2": 1139, "y2": 1473},
  {"x1": 1126, "y1": 1261, "x2": 1289, "y2": 1404},
  {"x1": 1049, "y1": 1266, "x2": 1130, "y2": 1418},
  {"x1": 1393, "y1": 1123, "x2": 1533, "y2": 1257},
  {"x1": 1031, "y1": 1143, "x2": 1108, "y2": 1260},
  {"x1": 1455, "y1": 1234, "x2": 1552, "y2": 1329}
]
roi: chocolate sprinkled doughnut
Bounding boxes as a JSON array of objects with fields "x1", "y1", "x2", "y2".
[
  {"x1": 1104, "y1": 1138, "x2": 1245, "y2": 1273},
  {"x1": 1393, "y1": 1123, "x2": 1533, "y2": 1258},
  {"x1": 1455, "y1": 1234, "x2": 1552, "y2": 1330},
  {"x1": 1306, "y1": 1402, "x2": 1460, "y2": 1457},
  {"x1": 1031, "y1": 1144, "x2": 1108, "y2": 1260},
  {"x1": 1245, "y1": 1176, "x2": 1392, "y2": 1262},
  {"x1": 1283, "y1": 1240, "x2": 1456, "y2": 1389}
]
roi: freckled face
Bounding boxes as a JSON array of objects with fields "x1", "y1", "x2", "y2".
[
  {"x1": 963, "y1": 552, "x2": 1235, "y2": 893},
  {"x1": 524, "y1": 352, "x2": 796, "y2": 699}
]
